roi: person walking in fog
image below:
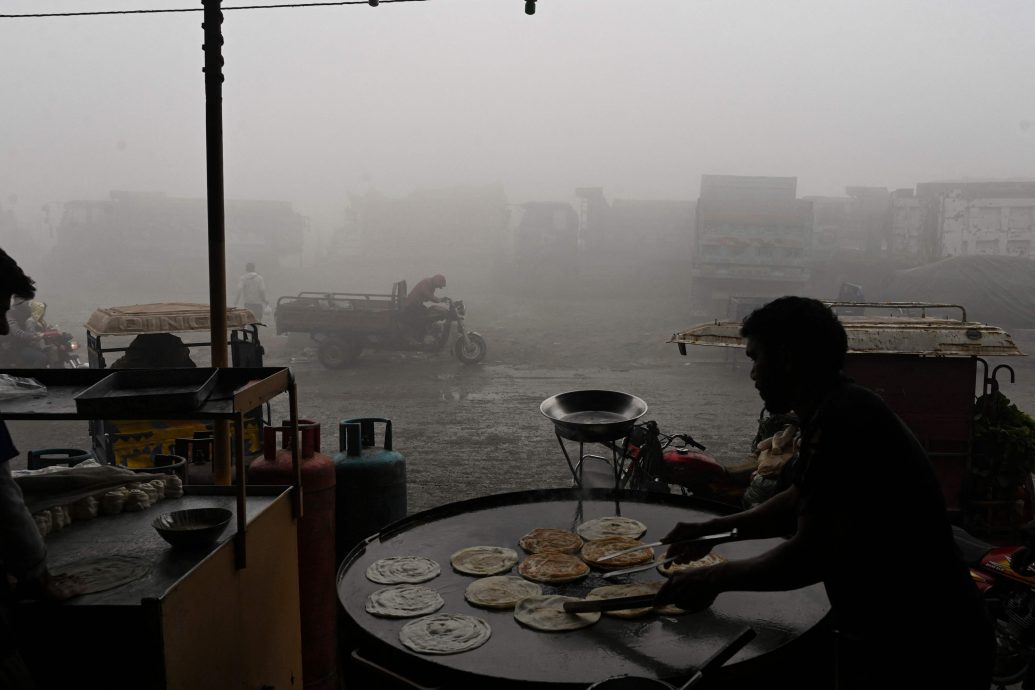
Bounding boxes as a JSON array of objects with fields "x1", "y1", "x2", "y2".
[
  {"x1": 234, "y1": 262, "x2": 268, "y2": 321},
  {"x1": 0, "y1": 248, "x2": 84, "y2": 689},
  {"x1": 655, "y1": 296, "x2": 993, "y2": 690}
]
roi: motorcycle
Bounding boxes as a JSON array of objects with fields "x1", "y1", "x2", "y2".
[
  {"x1": 3, "y1": 301, "x2": 85, "y2": 369},
  {"x1": 40, "y1": 327, "x2": 84, "y2": 368},
  {"x1": 955, "y1": 523, "x2": 1035, "y2": 688},
  {"x1": 615, "y1": 420, "x2": 754, "y2": 506},
  {"x1": 420, "y1": 298, "x2": 487, "y2": 365},
  {"x1": 0, "y1": 328, "x2": 83, "y2": 369}
]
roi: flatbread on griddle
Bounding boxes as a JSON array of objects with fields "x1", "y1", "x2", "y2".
[
  {"x1": 450, "y1": 546, "x2": 519, "y2": 576},
  {"x1": 576, "y1": 516, "x2": 647, "y2": 541},
  {"x1": 518, "y1": 528, "x2": 583, "y2": 554},
  {"x1": 366, "y1": 556, "x2": 440, "y2": 584},
  {"x1": 51, "y1": 555, "x2": 151, "y2": 595},
  {"x1": 581, "y1": 536, "x2": 654, "y2": 570},
  {"x1": 464, "y1": 576, "x2": 542, "y2": 610},
  {"x1": 514, "y1": 595, "x2": 600, "y2": 631},
  {"x1": 399, "y1": 613, "x2": 491, "y2": 655},
  {"x1": 365, "y1": 585, "x2": 444, "y2": 618},
  {"x1": 517, "y1": 552, "x2": 589, "y2": 584},
  {"x1": 657, "y1": 553, "x2": 727, "y2": 577},
  {"x1": 587, "y1": 582, "x2": 659, "y2": 619}
]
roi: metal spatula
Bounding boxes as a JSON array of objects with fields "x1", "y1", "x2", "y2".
[{"x1": 562, "y1": 594, "x2": 658, "y2": 613}]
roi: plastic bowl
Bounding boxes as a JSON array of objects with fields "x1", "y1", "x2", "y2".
[{"x1": 152, "y1": 508, "x2": 232, "y2": 549}]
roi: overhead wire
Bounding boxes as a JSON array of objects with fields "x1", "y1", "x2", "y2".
[{"x1": 0, "y1": 0, "x2": 427, "y2": 19}]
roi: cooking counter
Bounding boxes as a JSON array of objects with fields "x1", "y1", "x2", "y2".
[{"x1": 15, "y1": 485, "x2": 302, "y2": 690}]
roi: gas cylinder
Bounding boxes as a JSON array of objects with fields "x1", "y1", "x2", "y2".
[
  {"x1": 247, "y1": 420, "x2": 336, "y2": 690},
  {"x1": 332, "y1": 417, "x2": 406, "y2": 565}
]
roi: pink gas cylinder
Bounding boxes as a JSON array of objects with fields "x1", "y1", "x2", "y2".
[{"x1": 247, "y1": 420, "x2": 336, "y2": 690}]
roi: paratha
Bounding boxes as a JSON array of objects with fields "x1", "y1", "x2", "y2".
[
  {"x1": 587, "y1": 582, "x2": 659, "y2": 619},
  {"x1": 517, "y1": 552, "x2": 590, "y2": 584},
  {"x1": 518, "y1": 528, "x2": 583, "y2": 555},
  {"x1": 576, "y1": 516, "x2": 647, "y2": 541},
  {"x1": 365, "y1": 585, "x2": 444, "y2": 618},
  {"x1": 464, "y1": 576, "x2": 542, "y2": 610},
  {"x1": 51, "y1": 555, "x2": 151, "y2": 595},
  {"x1": 450, "y1": 546, "x2": 519, "y2": 576},
  {"x1": 366, "y1": 556, "x2": 441, "y2": 584},
  {"x1": 581, "y1": 536, "x2": 654, "y2": 570},
  {"x1": 657, "y1": 553, "x2": 727, "y2": 577},
  {"x1": 399, "y1": 613, "x2": 491, "y2": 655},
  {"x1": 514, "y1": 595, "x2": 600, "y2": 631}
]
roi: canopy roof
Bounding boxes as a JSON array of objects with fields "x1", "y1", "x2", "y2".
[
  {"x1": 670, "y1": 303, "x2": 1024, "y2": 357},
  {"x1": 85, "y1": 303, "x2": 258, "y2": 336}
]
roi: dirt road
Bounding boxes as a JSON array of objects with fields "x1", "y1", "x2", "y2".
[{"x1": 8, "y1": 290, "x2": 1034, "y2": 517}]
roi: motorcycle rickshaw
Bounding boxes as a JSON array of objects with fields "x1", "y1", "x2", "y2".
[{"x1": 84, "y1": 303, "x2": 265, "y2": 469}]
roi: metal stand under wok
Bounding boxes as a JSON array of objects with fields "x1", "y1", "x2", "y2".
[
  {"x1": 554, "y1": 430, "x2": 630, "y2": 491},
  {"x1": 541, "y1": 389, "x2": 648, "y2": 492}
]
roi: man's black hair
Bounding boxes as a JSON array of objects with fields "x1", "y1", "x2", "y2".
[
  {"x1": 741, "y1": 296, "x2": 848, "y2": 377},
  {"x1": 0, "y1": 247, "x2": 36, "y2": 299}
]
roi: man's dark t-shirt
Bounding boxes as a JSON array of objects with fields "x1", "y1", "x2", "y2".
[{"x1": 794, "y1": 378, "x2": 992, "y2": 684}]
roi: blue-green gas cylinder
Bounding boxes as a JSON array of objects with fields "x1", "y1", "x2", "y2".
[{"x1": 332, "y1": 417, "x2": 407, "y2": 565}]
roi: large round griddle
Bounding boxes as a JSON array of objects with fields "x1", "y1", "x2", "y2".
[
  {"x1": 338, "y1": 488, "x2": 829, "y2": 688},
  {"x1": 541, "y1": 390, "x2": 648, "y2": 443}
]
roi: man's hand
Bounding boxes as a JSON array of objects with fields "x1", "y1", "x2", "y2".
[
  {"x1": 662, "y1": 521, "x2": 718, "y2": 563},
  {"x1": 655, "y1": 563, "x2": 725, "y2": 613}
]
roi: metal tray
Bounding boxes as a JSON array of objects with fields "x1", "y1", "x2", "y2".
[{"x1": 74, "y1": 369, "x2": 218, "y2": 416}]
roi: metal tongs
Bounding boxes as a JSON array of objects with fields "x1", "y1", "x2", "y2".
[
  {"x1": 598, "y1": 529, "x2": 739, "y2": 580},
  {"x1": 595, "y1": 529, "x2": 739, "y2": 563}
]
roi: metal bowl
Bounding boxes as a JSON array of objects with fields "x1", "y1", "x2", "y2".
[
  {"x1": 540, "y1": 390, "x2": 648, "y2": 443},
  {"x1": 152, "y1": 508, "x2": 232, "y2": 549}
]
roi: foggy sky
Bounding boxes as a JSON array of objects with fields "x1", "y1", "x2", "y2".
[{"x1": 2, "y1": 0, "x2": 1034, "y2": 235}]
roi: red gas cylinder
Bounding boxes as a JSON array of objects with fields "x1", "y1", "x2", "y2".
[{"x1": 248, "y1": 420, "x2": 337, "y2": 690}]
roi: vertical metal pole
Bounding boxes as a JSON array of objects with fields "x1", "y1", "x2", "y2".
[
  {"x1": 203, "y1": 0, "x2": 232, "y2": 485},
  {"x1": 289, "y1": 377, "x2": 303, "y2": 519},
  {"x1": 234, "y1": 413, "x2": 247, "y2": 568}
]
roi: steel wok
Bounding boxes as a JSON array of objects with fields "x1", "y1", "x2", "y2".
[{"x1": 541, "y1": 389, "x2": 648, "y2": 443}]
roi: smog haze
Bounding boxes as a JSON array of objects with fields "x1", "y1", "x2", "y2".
[{"x1": 3, "y1": 0, "x2": 1033, "y2": 237}]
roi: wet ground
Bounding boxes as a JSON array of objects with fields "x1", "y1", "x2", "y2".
[{"x1": 8, "y1": 289, "x2": 1035, "y2": 517}]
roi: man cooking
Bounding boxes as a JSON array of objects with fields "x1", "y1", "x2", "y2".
[{"x1": 655, "y1": 296, "x2": 993, "y2": 689}]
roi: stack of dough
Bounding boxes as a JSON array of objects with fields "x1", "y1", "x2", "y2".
[
  {"x1": 140, "y1": 482, "x2": 159, "y2": 504},
  {"x1": 101, "y1": 488, "x2": 128, "y2": 515},
  {"x1": 148, "y1": 479, "x2": 166, "y2": 501},
  {"x1": 123, "y1": 489, "x2": 150, "y2": 512},
  {"x1": 164, "y1": 476, "x2": 184, "y2": 499},
  {"x1": 72, "y1": 496, "x2": 99, "y2": 521},
  {"x1": 33, "y1": 512, "x2": 52, "y2": 538}
]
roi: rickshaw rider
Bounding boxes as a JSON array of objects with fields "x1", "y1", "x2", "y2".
[{"x1": 402, "y1": 274, "x2": 447, "y2": 338}]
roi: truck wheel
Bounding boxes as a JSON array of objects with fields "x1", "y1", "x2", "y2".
[
  {"x1": 453, "y1": 333, "x2": 486, "y2": 365},
  {"x1": 318, "y1": 337, "x2": 362, "y2": 369}
]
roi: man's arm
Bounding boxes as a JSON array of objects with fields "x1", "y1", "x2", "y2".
[
  {"x1": 663, "y1": 485, "x2": 799, "y2": 562},
  {"x1": 656, "y1": 506, "x2": 824, "y2": 610}
]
